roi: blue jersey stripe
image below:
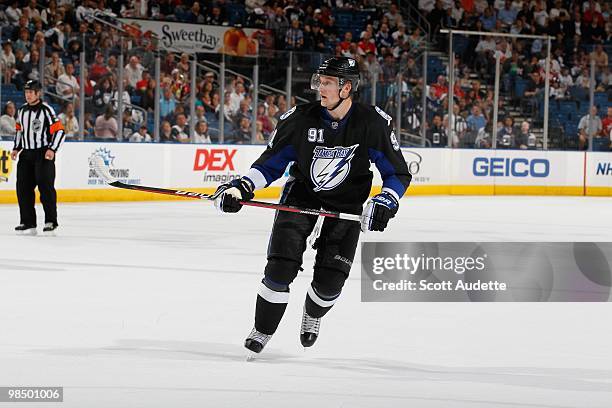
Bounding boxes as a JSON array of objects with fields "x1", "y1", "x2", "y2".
[
  {"x1": 368, "y1": 148, "x2": 407, "y2": 198},
  {"x1": 252, "y1": 145, "x2": 298, "y2": 186}
]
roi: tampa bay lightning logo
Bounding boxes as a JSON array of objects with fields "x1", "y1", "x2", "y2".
[{"x1": 310, "y1": 144, "x2": 358, "y2": 192}]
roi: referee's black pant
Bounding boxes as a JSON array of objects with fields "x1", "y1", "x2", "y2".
[{"x1": 16, "y1": 148, "x2": 57, "y2": 227}]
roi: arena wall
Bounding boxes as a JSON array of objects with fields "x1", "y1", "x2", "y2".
[{"x1": 0, "y1": 142, "x2": 607, "y2": 203}]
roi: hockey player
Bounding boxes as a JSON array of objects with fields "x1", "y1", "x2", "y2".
[{"x1": 212, "y1": 57, "x2": 411, "y2": 354}]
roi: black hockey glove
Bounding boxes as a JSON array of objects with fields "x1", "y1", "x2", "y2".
[
  {"x1": 212, "y1": 178, "x2": 255, "y2": 213},
  {"x1": 361, "y1": 192, "x2": 399, "y2": 232}
]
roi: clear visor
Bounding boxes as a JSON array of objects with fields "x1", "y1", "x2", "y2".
[{"x1": 310, "y1": 74, "x2": 340, "y2": 92}]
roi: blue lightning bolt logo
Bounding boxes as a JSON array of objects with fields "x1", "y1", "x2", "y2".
[{"x1": 311, "y1": 144, "x2": 359, "y2": 192}]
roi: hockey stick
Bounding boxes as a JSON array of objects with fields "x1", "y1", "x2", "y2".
[{"x1": 89, "y1": 155, "x2": 361, "y2": 222}]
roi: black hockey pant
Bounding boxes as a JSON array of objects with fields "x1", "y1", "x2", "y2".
[
  {"x1": 16, "y1": 148, "x2": 57, "y2": 227},
  {"x1": 253, "y1": 180, "x2": 361, "y2": 335}
]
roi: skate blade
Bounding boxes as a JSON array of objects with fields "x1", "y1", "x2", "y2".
[
  {"x1": 16, "y1": 229, "x2": 38, "y2": 236},
  {"x1": 246, "y1": 351, "x2": 258, "y2": 362},
  {"x1": 42, "y1": 230, "x2": 58, "y2": 237}
]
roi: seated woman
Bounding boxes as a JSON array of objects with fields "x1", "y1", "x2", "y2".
[{"x1": 0, "y1": 101, "x2": 17, "y2": 140}]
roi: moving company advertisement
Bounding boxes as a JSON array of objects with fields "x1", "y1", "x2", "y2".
[{"x1": 57, "y1": 143, "x2": 163, "y2": 190}]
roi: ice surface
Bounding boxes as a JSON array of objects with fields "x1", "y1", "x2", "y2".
[{"x1": 0, "y1": 196, "x2": 611, "y2": 407}]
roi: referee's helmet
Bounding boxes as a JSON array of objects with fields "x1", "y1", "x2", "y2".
[{"x1": 24, "y1": 80, "x2": 42, "y2": 91}]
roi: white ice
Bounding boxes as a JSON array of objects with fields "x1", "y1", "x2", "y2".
[{"x1": 0, "y1": 196, "x2": 611, "y2": 408}]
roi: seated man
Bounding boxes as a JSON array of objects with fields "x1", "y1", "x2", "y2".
[
  {"x1": 578, "y1": 106, "x2": 603, "y2": 150},
  {"x1": 516, "y1": 121, "x2": 537, "y2": 150},
  {"x1": 426, "y1": 114, "x2": 447, "y2": 148},
  {"x1": 171, "y1": 113, "x2": 190, "y2": 143},
  {"x1": 497, "y1": 117, "x2": 518, "y2": 148}
]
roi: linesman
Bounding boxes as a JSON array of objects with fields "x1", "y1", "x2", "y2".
[{"x1": 10, "y1": 80, "x2": 65, "y2": 235}]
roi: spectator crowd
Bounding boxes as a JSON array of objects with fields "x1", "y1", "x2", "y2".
[
  {"x1": 413, "y1": 0, "x2": 610, "y2": 149},
  {"x1": 0, "y1": 0, "x2": 609, "y2": 149}
]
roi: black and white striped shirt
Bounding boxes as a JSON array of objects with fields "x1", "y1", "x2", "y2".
[{"x1": 13, "y1": 101, "x2": 66, "y2": 152}]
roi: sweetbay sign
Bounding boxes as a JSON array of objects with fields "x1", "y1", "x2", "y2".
[{"x1": 120, "y1": 18, "x2": 270, "y2": 57}]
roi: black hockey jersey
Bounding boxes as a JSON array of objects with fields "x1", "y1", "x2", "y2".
[{"x1": 245, "y1": 101, "x2": 412, "y2": 213}]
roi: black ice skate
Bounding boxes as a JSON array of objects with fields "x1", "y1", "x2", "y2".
[
  {"x1": 43, "y1": 222, "x2": 58, "y2": 235},
  {"x1": 244, "y1": 328, "x2": 272, "y2": 356},
  {"x1": 15, "y1": 224, "x2": 37, "y2": 235},
  {"x1": 300, "y1": 309, "x2": 321, "y2": 348}
]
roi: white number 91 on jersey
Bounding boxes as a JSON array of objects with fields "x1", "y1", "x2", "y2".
[{"x1": 307, "y1": 128, "x2": 325, "y2": 143}]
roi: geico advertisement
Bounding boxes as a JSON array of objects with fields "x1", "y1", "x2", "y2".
[
  {"x1": 586, "y1": 152, "x2": 612, "y2": 188},
  {"x1": 453, "y1": 150, "x2": 583, "y2": 186}
]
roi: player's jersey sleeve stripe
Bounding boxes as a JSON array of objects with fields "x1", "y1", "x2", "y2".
[
  {"x1": 368, "y1": 148, "x2": 407, "y2": 199},
  {"x1": 252, "y1": 145, "x2": 298, "y2": 186},
  {"x1": 382, "y1": 187, "x2": 401, "y2": 203},
  {"x1": 244, "y1": 167, "x2": 268, "y2": 190}
]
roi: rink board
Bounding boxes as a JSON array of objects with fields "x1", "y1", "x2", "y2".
[
  {"x1": 0, "y1": 142, "x2": 604, "y2": 203},
  {"x1": 584, "y1": 152, "x2": 612, "y2": 196}
]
